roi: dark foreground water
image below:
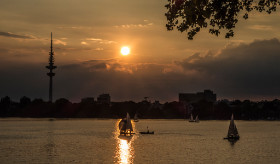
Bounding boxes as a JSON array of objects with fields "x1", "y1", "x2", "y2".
[{"x1": 0, "y1": 119, "x2": 280, "y2": 164}]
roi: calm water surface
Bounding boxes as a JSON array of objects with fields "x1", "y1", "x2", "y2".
[{"x1": 0, "y1": 119, "x2": 280, "y2": 164}]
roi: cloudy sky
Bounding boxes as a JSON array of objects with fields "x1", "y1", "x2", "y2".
[{"x1": 1, "y1": 0, "x2": 280, "y2": 102}]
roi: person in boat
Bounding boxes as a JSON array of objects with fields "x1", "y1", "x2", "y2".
[{"x1": 140, "y1": 126, "x2": 154, "y2": 134}]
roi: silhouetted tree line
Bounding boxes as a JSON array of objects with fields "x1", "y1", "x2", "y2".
[{"x1": 1, "y1": 96, "x2": 280, "y2": 120}]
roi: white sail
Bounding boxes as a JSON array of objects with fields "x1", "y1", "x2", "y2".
[
  {"x1": 119, "y1": 120, "x2": 125, "y2": 130},
  {"x1": 189, "y1": 114, "x2": 195, "y2": 122},
  {"x1": 126, "y1": 113, "x2": 133, "y2": 131},
  {"x1": 190, "y1": 114, "x2": 194, "y2": 121},
  {"x1": 119, "y1": 113, "x2": 133, "y2": 134},
  {"x1": 134, "y1": 114, "x2": 139, "y2": 122},
  {"x1": 227, "y1": 114, "x2": 239, "y2": 138},
  {"x1": 195, "y1": 115, "x2": 199, "y2": 122}
]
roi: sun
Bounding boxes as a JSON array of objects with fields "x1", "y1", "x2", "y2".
[{"x1": 121, "y1": 47, "x2": 130, "y2": 56}]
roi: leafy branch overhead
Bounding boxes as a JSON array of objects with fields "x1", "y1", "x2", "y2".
[{"x1": 165, "y1": 0, "x2": 280, "y2": 40}]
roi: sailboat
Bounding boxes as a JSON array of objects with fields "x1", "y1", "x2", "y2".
[
  {"x1": 224, "y1": 114, "x2": 240, "y2": 140},
  {"x1": 189, "y1": 114, "x2": 195, "y2": 122},
  {"x1": 133, "y1": 113, "x2": 139, "y2": 122},
  {"x1": 195, "y1": 115, "x2": 199, "y2": 123},
  {"x1": 119, "y1": 113, "x2": 134, "y2": 135}
]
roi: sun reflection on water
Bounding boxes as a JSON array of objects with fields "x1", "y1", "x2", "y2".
[
  {"x1": 119, "y1": 139, "x2": 131, "y2": 164},
  {"x1": 115, "y1": 119, "x2": 136, "y2": 164}
]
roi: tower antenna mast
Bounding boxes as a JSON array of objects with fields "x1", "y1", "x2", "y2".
[{"x1": 46, "y1": 32, "x2": 57, "y2": 102}]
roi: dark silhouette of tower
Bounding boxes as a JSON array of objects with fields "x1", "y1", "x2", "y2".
[{"x1": 46, "y1": 32, "x2": 57, "y2": 102}]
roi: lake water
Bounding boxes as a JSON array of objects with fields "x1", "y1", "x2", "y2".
[{"x1": 0, "y1": 119, "x2": 280, "y2": 164}]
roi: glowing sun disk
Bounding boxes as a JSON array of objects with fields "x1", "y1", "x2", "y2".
[{"x1": 121, "y1": 47, "x2": 130, "y2": 56}]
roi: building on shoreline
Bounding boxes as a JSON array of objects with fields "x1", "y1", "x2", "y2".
[
  {"x1": 81, "y1": 97, "x2": 95, "y2": 104},
  {"x1": 97, "y1": 94, "x2": 111, "y2": 104},
  {"x1": 179, "y1": 90, "x2": 217, "y2": 103}
]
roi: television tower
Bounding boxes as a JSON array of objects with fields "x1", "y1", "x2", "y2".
[{"x1": 46, "y1": 32, "x2": 57, "y2": 102}]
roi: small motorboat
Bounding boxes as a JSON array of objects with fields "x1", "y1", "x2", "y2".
[
  {"x1": 139, "y1": 131, "x2": 154, "y2": 134},
  {"x1": 139, "y1": 126, "x2": 154, "y2": 134}
]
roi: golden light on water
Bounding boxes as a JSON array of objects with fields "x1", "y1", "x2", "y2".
[
  {"x1": 115, "y1": 119, "x2": 136, "y2": 164},
  {"x1": 121, "y1": 47, "x2": 130, "y2": 56},
  {"x1": 119, "y1": 139, "x2": 130, "y2": 164}
]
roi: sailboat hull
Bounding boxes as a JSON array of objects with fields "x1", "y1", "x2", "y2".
[
  {"x1": 120, "y1": 131, "x2": 135, "y2": 135},
  {"x1": 224, "y1": 136, "x2": 240, "y2": 140},
  {"x1": 224, "y1": 136, "x2": 240, "y2": 139}
]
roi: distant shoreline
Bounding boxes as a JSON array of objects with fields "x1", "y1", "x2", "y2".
[
  {"x1": 0, "y1": 117, "x2": 279, "y2": 121},
  {"x1": 1, "y1": 98, "x2": 280, "y2": 120}
]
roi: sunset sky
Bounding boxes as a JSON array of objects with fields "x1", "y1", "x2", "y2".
[{"x1": 1, "y1": 0, "x2": 280, "y2": 102}]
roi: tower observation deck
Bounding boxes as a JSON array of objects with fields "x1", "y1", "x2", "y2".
[{"x1": 46, "y1": 32, "x2": 57, "y2": 102}]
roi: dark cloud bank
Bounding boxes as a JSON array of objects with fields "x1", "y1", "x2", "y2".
[
  {"x1": 0, "y1": 32, "x2": 32, "y2": 39},
  {"x1": 1, "y1": 38, "x2": 280, "y2": 102}
]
